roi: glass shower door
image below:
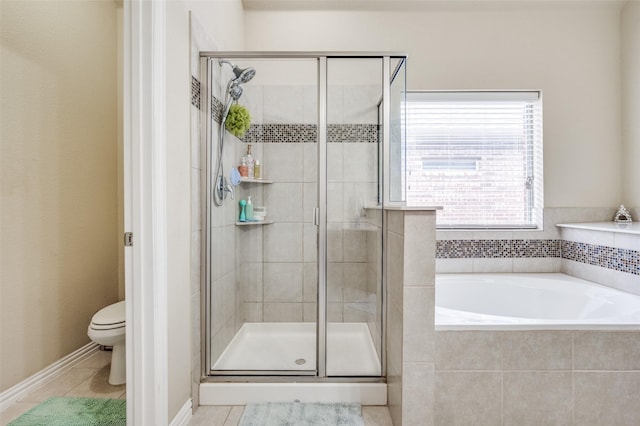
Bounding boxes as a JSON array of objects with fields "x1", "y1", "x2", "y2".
[
  {"x1": 205, "y1": 53, "x2": 405, "y2": 378},
  {"x1": 207, "y1": 57, "x2": 319, "y2": 374},
  {"x1": 325, "y1": 58, "x2": 384, "y2": 377}
]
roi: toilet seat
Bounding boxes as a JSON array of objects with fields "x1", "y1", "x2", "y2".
[
  {"x1": 90, "y1": 301, "x2": 125, "y2": 331},
  {"x1": 87, "y1": 300, "x2": 126, "y2": 385}
]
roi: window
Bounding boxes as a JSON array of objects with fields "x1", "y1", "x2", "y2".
[{"x1": 405, "y1": 91, "x2": 543, "y2": 229}]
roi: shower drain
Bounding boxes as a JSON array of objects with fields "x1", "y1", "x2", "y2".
[{"x1": 295, "y1": 358, "x2": 306, "y2": 365}]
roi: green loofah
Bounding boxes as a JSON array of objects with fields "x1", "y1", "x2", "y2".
[{"x1": 225, "y1": 103, "x2": 251, "y2": 138}]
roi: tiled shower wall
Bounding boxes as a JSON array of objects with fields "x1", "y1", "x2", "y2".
[
  {"x1": 233, "y1": 83, "x2": 381, "y2": 327},
  {"x1": 194, "y1": 76, "x2": 383, "y2": 369},
  {"x1": 190, "y1": 22, "x2": 245, "y2": 396},
  {"x1": 189, "y1": 13, "x2": 207, "y2": 410}
]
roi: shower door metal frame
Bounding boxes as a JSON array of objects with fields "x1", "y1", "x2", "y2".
[
  {"x1": 317, "y1": 56, "x2": 328, "y2": 378},
  {"x1": 200, "y1": 52, "x2": 406, "y2": 381}
]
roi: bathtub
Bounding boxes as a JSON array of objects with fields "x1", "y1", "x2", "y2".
[{"x1": 436, "y1": 273, "x2": 640, "y2": 330}]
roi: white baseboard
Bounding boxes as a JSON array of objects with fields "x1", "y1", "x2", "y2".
[
  {"x1": 169, "y1": 399, "x2": 193, "y2": 426},
  {"x1": 0, "y1": 342, "x2": 100, "y2": 412}
]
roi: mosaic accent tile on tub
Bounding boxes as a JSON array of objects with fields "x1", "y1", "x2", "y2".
[
  {"x1": 436, "y1": 239, "x2": 561, "y2": 259},
  {"x1": 436, "y1": 239, "x2": 639, "y2": 275},
  {"x1": 561, "y1": 241, "x2": 640, "y2": 275}
]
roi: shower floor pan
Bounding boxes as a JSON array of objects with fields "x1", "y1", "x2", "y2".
[
  {"x1": 212, "y1": 322, "x2": 381, "y2": 376},
  {"x1": 203, "y1": 322, "x2": 386, "y2": 405}
]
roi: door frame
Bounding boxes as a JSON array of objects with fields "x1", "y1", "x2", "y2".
[{"x1": 123, "y1": 1, "x2": 169, "y2": 424}]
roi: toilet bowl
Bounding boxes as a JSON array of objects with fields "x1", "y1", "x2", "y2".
[{"x1": 88, "y1": 301, "x2": 126, "y2": 385}]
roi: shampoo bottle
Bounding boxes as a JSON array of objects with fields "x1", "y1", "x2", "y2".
[{"x1": 246, "y1": 196, "x2": 254, "y2": 221}]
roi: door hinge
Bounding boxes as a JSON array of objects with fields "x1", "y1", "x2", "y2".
[{"x1": 124, "y1": 232, "x2": 133, "y2": 247}]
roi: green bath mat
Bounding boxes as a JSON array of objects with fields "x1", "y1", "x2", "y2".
[
  {"x1": 239, "y1": 401, "x2": 364, "y2": 426},
  {"x1": 8, "y1": 397, "x2": 125, "y2": 426}
]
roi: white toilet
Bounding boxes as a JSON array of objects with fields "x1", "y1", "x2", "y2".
[{"x1": 87, "y1": 301, "x2": 126, "y2": 385}]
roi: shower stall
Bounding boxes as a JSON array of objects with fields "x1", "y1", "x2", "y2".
[{"x1": 200, "y1": 53, "x2": 407, "y2": 393}]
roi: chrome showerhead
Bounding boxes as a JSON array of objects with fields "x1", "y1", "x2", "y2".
[
  {"x1": 235, "y1": 66, "x2": 256, "y2": 83},
  {"x1": 219, "y1": 59, "x2": 256, "y2": 84}
]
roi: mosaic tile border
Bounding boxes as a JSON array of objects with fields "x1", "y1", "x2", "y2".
[
  {"x1": 244, "y1": 124, "x2": 316, "y2": 144},
  {"x1": 436, "y1": 239, "x2": 561, "y2": 259},
  {"x1": 212, "y1": 95, "x2": 223, "y2": 125},
  {"x1": 190, "y1": 84, "x2": 379, "y2": 143},
  {"x1": 191, "y1": 76, "x2": 200, "y2": 109},
  {"x1": 437, "y1": 239, "x2": 640, "y2": 275},
  {"x1": 243, "y1": 123, "x2": 378, "y2": 144},
  {"x1": 562, "y1": 240, "x2": 640, "y2": 276}
]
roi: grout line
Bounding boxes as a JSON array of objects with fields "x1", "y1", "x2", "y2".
[{"x1": 222, "y1": 405, "x2": 233, "y2": 425}]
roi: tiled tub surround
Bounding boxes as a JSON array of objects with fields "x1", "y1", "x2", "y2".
[
  {"x1": 436, "y1": 207, "x2": 616, "y2": 274},
  {"x1": 436, "y1": 208, "x2": 640, "y2": 294},
  {"x1": 434, "y1": 330, "x2": 640, "y2": 425},
  {"x1": 384, "y1": 208, "x2": 438, "y2": 426},
  {"x1": 381, "y1": 208, "x2": 640, "y2": 425},
  {"x1": 558, "y1": 222, "x2": 640, "y2": 295},
  {"x1": 431, "y1": 215, "x2": 640, "y2": 424}
]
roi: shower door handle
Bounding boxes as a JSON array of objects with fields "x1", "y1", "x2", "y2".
[{"x1": 313, "y1": 207, "x2": 319, "y2": 226}]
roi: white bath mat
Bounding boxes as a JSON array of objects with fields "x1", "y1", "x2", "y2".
[{"x1": 239, "y1": 401, "x2": 364, "y2": 426}]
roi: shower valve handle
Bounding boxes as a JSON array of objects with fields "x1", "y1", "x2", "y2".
[
  {"x1": 215, "y1": 176, "x2": 235, "y2": 202},
  {"x1": 226, "y1": 182, "x2": 235, "y2": 200}
]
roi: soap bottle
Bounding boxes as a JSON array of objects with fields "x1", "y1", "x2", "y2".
[
  {"x1": 244, "y1": 144, "x2": 255, "y2": 178},
  {"x1": 239, "y1": 199, "x2": 247, "y2": 221},
  {"x1": 238, "y1": 159, "x2": 248, "y2": 178},
  {"x1": 254, "y1": 160, "x2": 261, "y2": 179},
  {"x1": 246, "y1": 196, "x2": 254, "y2": 221}
]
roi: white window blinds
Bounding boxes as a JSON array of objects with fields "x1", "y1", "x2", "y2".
[{"x1": 405, "y1": 91, "x2": 543, "y2": 228}]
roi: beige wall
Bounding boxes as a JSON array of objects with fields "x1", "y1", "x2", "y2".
[
  {"x1": 0, "y1": 0, "x2": 118, "y2": 392},
  {"x1": 245, "y1": 3, "x2": 623, "y2": 208},
  {"x1": 187, "y1": 0, "x2": 245, "y2": 50},
  {"x1": 622, "y1": 0, "x2": 640, "y2": 210}
]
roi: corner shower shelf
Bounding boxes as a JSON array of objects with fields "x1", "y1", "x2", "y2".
[
  {"x1": 240, "y1": 177, "x2": 273, "y2": 184},
  {"x1": 236, "y1": 220, "x2": 274, "y2": 226}
]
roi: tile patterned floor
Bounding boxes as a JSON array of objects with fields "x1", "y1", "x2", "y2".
[
  {"x1": 0, "y1": 349, "x2": 393, "y2": 426},
  {"x1": 0, "y1": 350, "x2": 125, "y2": 425}
]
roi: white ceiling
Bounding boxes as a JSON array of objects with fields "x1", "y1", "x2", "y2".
[{"x1": 242, "y1": 0, "x2": 628, "y2": 12}]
